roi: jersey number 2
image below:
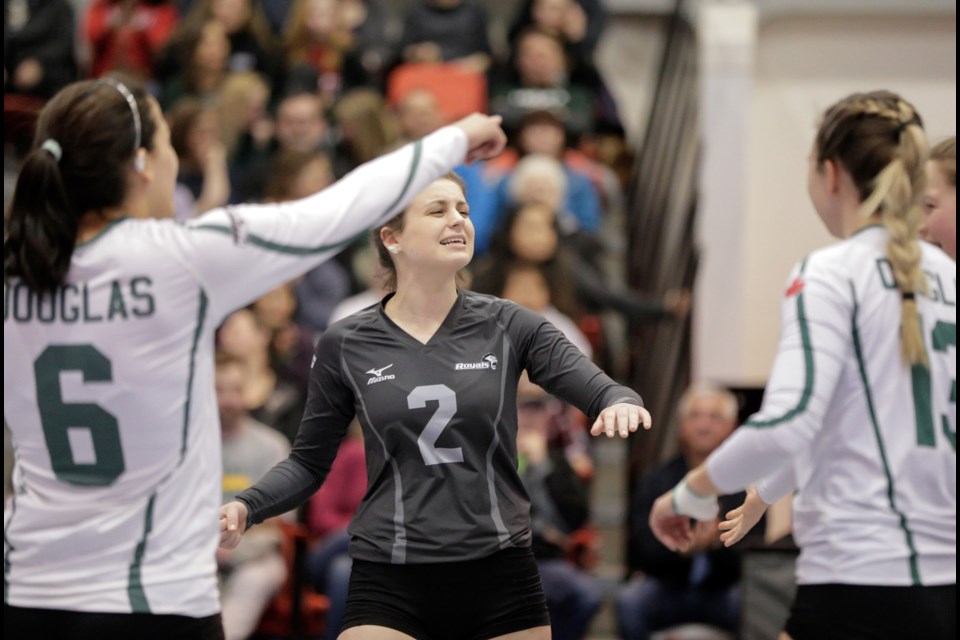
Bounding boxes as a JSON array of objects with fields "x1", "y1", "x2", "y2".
[
  {"x1": 912, "y1": 320, "x2": 956, "y2": 451},
  {"x1": 34, "y1": 345, "x2": 125, "y2": 486},
  {"x1": 408, "y1": 385, "x2": 464, "y2": 466}
]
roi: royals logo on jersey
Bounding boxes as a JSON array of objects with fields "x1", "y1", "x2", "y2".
[{"x1": 455, "y1": 353, "x2": 498, "y2": 371}]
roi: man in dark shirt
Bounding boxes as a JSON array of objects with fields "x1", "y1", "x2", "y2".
[{"x1": 616, "y1": 383, "x2": 744, "y2": 640}]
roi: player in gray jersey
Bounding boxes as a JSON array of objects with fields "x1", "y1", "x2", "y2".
[
  {"x1": 220, "y1": 172, "x2": 652, "y2": 640},
  {"x1": 651, "y1": 91, "x2": 956, "y2": 640},
  {"x1": 4, "y1": 77, "x2": 506, "y2": 639}
]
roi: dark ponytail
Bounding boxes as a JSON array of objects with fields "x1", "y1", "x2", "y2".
[
  {"x1": 4, "y1": 79, "x2": 157, "y2": 295},
  {"x1": 5, "y1": 146, "x2": 78, "y2": 294}
]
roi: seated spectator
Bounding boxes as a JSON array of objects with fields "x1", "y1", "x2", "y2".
[
  {"x1": 251, "y1": 281, "x2": 316, "y2": 393},
  {"x1": 616, "y1": 383, "x2": 744, "y2": 640},
  {"x1": 517, "y1": 381, "x2": 602, "y2": 640},
  {"x1": 507, "y1": 0, "x2": 605, "y2": 66},
  {"x1": 490, "y1": 27, "x2": 602, "y2": 139},
  {"x1": 283, "y1": 0, "x2": 370, "y2": 107},
  {"x1": 161, "y1": 18, "x2": 231, "y2": 109},
  {"x1": 330, "y1": 87, "x2": 400, "y2": 175},
  {"x1": 167, "y1": 98, "x2": 230, "y2": 220},
  {"x1": 84, "y1": 0, "x2": 179, "y2": 82},
  {"x1": 394, "y1": 0, "x2": 492, "y2": 74},
  {"x1": 217, "y1": 309, "x2": 306, "y2": 443},
  {"x1": 217, "y1": 71, "x2": 273, "y2": 176},
  {"x1": 4, "y1": 0, "x2": 78, "y2": 99},
  {"x1": 217, "y1": 352, "x2": 292, "y2": 640},
  {"x1": 183, "y1": 0, "x2": 280, "y2": 86}
]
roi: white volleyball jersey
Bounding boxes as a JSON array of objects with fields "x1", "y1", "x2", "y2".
[
  {"x1": 708, "y1": 226, "x2": 956, "y2": 587},
  {"x1": 3, "y1": 127, "x2": 467, "y2": 615}
]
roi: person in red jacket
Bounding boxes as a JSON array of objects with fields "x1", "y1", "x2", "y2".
[{"x1": 84, "y1": 0, "x2": 179, "y2": 80}]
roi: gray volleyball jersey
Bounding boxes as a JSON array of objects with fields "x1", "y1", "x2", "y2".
[{"x1": 238, "y1": 291, "x2": 642, "y2": 564}]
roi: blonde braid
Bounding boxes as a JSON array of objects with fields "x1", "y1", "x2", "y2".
[
  {"x1": 874, "y1": 99, "x2": 929, "y2": 365},
  {"x1": 818, "y1": 92, "x2": 929, "y2": 365}
]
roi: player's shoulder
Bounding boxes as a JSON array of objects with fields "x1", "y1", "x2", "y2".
[
  {"x1": 461, "y1": 290, "x2": 527, "y2": 319},
  {"x1": 319, "y1": 303, "x2": 382, "y2": 348},
  {"x1": 920, "y1": 240, "x2": 955, "y2": 273}
]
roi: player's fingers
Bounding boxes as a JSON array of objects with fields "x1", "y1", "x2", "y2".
[
  {"x1": 603, "y1": 410, "x2": 616, "y2": 437},
  {"x1": 640, "y1": 407, "x2": 653, "y2": 430},
  {"x1": 590, "y1": 415, "x2": 604, "y2": 436},
  {"x1": 628, "y1": 407, "x2": 640, "y2": 432},
  {"x1": 616, "y1": 406, "x2": 629, "y2": 437}
]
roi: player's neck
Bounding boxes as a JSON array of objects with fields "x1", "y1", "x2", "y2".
[{"x1": 386, "y1": 280, "x2": 459, "y2": 332}]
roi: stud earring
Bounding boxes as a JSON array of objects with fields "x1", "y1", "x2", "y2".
[{"x1": 387, "y1": 246, "x2": 399, "y2": 254}]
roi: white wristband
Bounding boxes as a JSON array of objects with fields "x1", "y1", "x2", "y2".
[{"x1": 671, "y1": 479, "x2": 719, "y2": 521}]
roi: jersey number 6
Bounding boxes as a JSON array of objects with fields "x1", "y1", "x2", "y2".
[{"x1": 34, "y1": 345, "x2": 125, "y2": 486}]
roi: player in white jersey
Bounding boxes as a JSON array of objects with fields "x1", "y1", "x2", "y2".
[
  {"x1": 3, "y1": 78, "x2": 506, "y2": 639},
  {"x1": 649, "y1": 90, "x2": 956, "y2": 640},
  {"x1": 921, "y1": 136, "x2": 956, "y2": 261}
]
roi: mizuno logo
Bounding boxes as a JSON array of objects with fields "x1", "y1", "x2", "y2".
[
  {"x1": 366, "y1": 364, "x2": 396, "y2": 385},
  {"x1": 366, "y1": 364, "x2": 393, "y2": 377}
]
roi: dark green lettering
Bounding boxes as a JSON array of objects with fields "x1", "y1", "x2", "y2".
[
  {"x1": 875, "y1": 258, "x2": 897, "y2": 290},
  {"x1": 13, "y1": 284, "x2": 32, "y2": 322},
  {"x1": 130, "y1": 277, "x2": 155, "y2": 318},
  {"x1": 107, "y1": 281, "x2": 129, "y2": 321},
  {"x1": 82, "y1": 284, "x2": 103, "y2": 322},
  {"x1": 37, "y1": 292, "x2": 56, "y2": 323},
  {"x1": 60, "y1": 284, "x2": 80, "y2": 323}
]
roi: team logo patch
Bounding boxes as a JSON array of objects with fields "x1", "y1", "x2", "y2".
[
  {"x1": 785, "y1": 277, "x2": 804, "y2": 298},
  {"x1": 225, "y1": 207, "x2": 248, "y2": 246},
  {"x1": 366, "y1": 363, "x2": 395, "y2": 385},
  {"x1": 455, "y1": 353, "x2": 498, "y2": 371}
]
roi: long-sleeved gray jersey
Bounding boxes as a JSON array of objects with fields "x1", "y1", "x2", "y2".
[{"x1": 238, "y1": 291, "x2": 642, "y2": 564}]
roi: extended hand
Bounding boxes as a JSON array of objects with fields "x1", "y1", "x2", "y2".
[
  {"x1": 451, "y1": 113, "x2": 508, "y2": 163},
  {"x1": 218, "y1": 500, "x2": 249, "y2": 550},
  {"x1": 590, "y1": 403, "x2": 652, "y2": 438},
  {"x1": 718, "y1": 484, "x2": 768, "y2": 547},
  {"x1": 649, "y1": 491, "x2": 694, "y2": 552}
]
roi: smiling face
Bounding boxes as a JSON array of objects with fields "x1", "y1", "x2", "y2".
[
  {"x1": 383, "y1": 177, "x2": 474, "y2": 281},
  {"x1": 921, "y1": 159, "x2": 956, "y2": 259}
]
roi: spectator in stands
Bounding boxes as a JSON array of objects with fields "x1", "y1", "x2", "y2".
[
  {"x1": 507, "y1": 0, "x2": 606, "y2": 66},
  {"x1": 4, "y1": 0, "x2": 78, "y2": 99},
  {"x1": 330, "y1": 88, "x2": 400, "y2": 174},
  {"x1": 490, "y1": 27, "x2": 601, "y2": 139},
  {"x1": 217, "y1": 352, "x2": 292, "y2": 640},
  {"x1": 160, "y1": 18, "x2": 231, "y2": 109},
  {"x1": 921, "y1": 136, "x2": 956, "y2": 260},
  {"x1": 84, "y1": 0, "x2": 179, "y2": 82},
  {"x1": 394, "y1": 0, "x2": 492, "y2": 74},
  {"x1": 305, "y1": 420, "x2": 367, "y2": 640},
  {"x1": 181, "y1": 0, "x2": 280, "y2": 84},
  {"x1": 167, "y1": 98, "x2": 230, "y2": 220},
  {"x1": 477, "y1": 201, "x2": 689, "y2": 324},
  {"x1": 217, "y1": 71, "x2": 274, "y2": 191},
  {"x1": 217, "y1": 308, "x2": 306, "y2": 443},
  {"x1": 283, "y1": 0, "x2": 370, "y2": 107},
  {"x1": 617, "y1": 383, "x2": 743, "y2": 640},
  {"x1": 517, "y1": 381, "x2": 603, "y2": 640},
  {"x1": 251, "y1": 280, "x2": 316, "y2": 394}
]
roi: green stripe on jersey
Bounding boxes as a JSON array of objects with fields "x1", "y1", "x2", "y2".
[
  {"x1": 849, "y1": 280, "x2": 921, "y2": 585},
  {"x1": 127, "y1": 493, "x2": 157, "y2": 612},
  {"x1": 746, "y1": 258, "x2": 814, "y2": 427},
  {"x1": 191, "y1": 140, "x2": 424, "y2": 255},
  {"x1": 181, "y1": 290, "x2": 208, "y2": 459}
]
